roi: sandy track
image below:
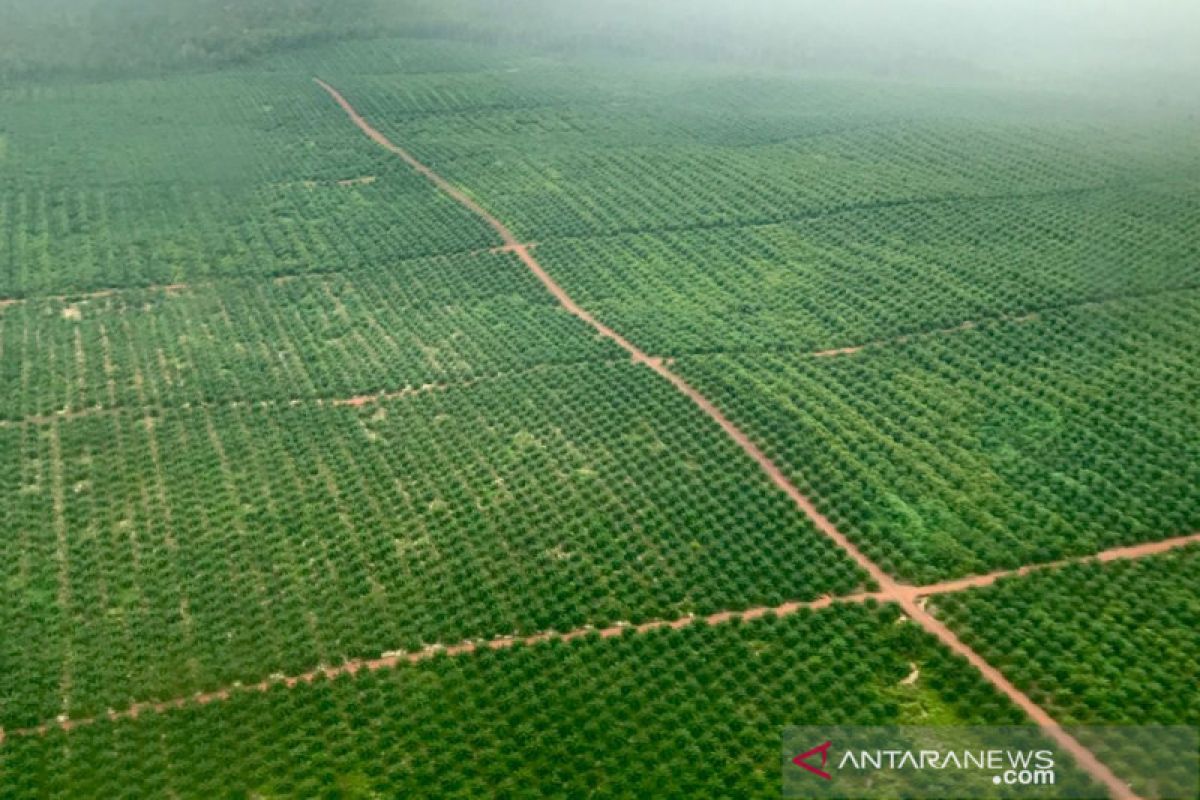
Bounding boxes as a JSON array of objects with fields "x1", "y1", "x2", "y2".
[
  {"x1": 1, "y1": 387, "x2": 455, "y2": 428},
  {"x1": 2, "y1": 357, "x2": 624, "y2": 429},
  {"x1": 0, "y1": 283, "x2": 192, "y2": 310},
  {"x1": 0, "y1": 593, "x2": 860, "y2": 742},
  {"x1": 756, "y1": 315, "x2": 1029, "y2": 361},
  {"x1": 914, "y1": 531, "x2": 1200, "y2": 598},
  {"x1": 313, "y1": 78, "x2": 1146, "y2": 799},
  {"x1": 0, "y1": 237, "x2": 518, "y2": 310},
  {"x1": 3, "y1": 532, "x2": 1196, "y2": 747},
  {"x1": 812, "y1": 345, "x2": 864, "y2": 358}
]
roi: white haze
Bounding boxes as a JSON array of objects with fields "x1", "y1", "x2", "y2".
[{"x1": 466, "y1": 0, "x2": 1200, "y2": 107}]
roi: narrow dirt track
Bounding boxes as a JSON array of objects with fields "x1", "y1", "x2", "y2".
[
  {"x1": 330, "y1": 381, "x2": 451, "y2": 407},
  {"x1": 313, "y1": 77, "x2": 1142, "y2": 800},
  {"x1": 0, "y1": 238, "x2": 516, "y2": 311},
  {"x1": 4, "y1": 531, "x2": 1196, "y2": 749},
  {"x1": 315, "y1": 78, "x2": 892, "y2": 589},
  {"x1": 914, "y1": 531, "x2": 1200, "y2": 598},
  {"x1": 0, "y1": 282, "x2": 193, "y2": 310},
  {"x1": 669, "y1": 283, "x2": 1196, "y2": 366},
  {"x1": 4, "y1": 357, "x2": 623, "y2": 429},
  {"x1": 0, "y1": 593, "x2": 861, "y2": 742}
]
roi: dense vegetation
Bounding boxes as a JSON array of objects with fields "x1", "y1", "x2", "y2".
[
  {"x1": 534, "y1": 185, "x2": 1200, "y2": 357},
  {"x1": 318, "y1": 39, "x2": 1197, "y2": 246},
  {"x1": 677, "y1": 291, "x2": 1200, "y2": 582},
  {"x1": 0, "y1": 361, "x2": 867, "y2": 729},
  {"x1": 0, "y1": 251, "x2": 623, "y2": 420},
  {"x1": 5, "y1": 35, "x2": 1194, "y2": 304},
  {"x1": 0, "y1": 0, "x2": 382, "y2": 81},
  {"x1": 1, "y1": 9, "x2": 1196, "y2": 798},
  {"x1": 0, "y1": 71, "x2": 497, "y2": 296},
  {"x1": 934, "y1": 547, "x2": 1200, "y2": 796},
  {"x1": 0, "y1": 604, "x2": 1081, "y2": 798}
]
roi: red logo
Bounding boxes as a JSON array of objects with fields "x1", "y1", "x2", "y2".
[{"x1": 793, "y1": 740, "x2": 833, "y2": 780}]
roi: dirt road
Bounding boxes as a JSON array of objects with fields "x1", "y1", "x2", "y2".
[
  {"x1": 4, "y1": 528, "x2": 1194, "y2": 764},
  {"x1": 914, "y1": 531, "x2": 1200, "y2": 598},
  {"x1": 314, "y1": 77, "x2": 1142, "y2": 799}
]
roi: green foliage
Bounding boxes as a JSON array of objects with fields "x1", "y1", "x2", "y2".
[
  {"x1": 0, "y1": 0, "x2": 381, "y2": 82},
  {"x1": 0, "y1": 605, "x2": 1035, "y2": 798},
  {"x1": 0, "y1": 362, "x2": 867, "y2": 728},
  {"x1": 534, "y1": 186, "x2": 1200, "y2": 356},
  {"x1": 0, "y1": 70, "x2": 498, "y2": 296},
  {"x1": 934, "y1": 547, "x2": 1200, "y2": 795},
  {"x1": 0, "y1": 22, "x2": 1196, "y2": 795},
  {"x1": 677, "y1": 291, "x2": 1200, "y2": 581},
  {"x1": 320, "y1": 39, "x2": 1198, "y2": 245},
  {"x1": 0, "y1": 250, "x2": 623, "y2": 420}
]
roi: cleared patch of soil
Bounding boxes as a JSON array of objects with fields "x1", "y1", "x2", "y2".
[
  {"x1": 330, "y1": 382, "x2": 447, "y2": 408},
  {"x1": 812, "y1": 345, "x2": 863, "y2": 358}
]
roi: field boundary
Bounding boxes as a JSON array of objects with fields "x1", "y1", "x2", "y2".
[
  {"x1": 7, "y1": 280, "x2": 1195, "y2": 429},
  {"x1": 0, "y1": 354, "x2": 624, "y2": 429},
  {"x1": 0, "y1": 178, "x2": 1138, "y2": 310},
  {"x1": 4, "y1": 530, "x2": 1195, "y2": 745},
  {"x1": 513, "y1": 179, "x2": 1138, "y2": 248},
  {"x1": 0, "y1": 243, "x2": 529, "y2": 309},
  {"x1": 312, "y1": 77, "x2": 1141, "y2": 799},
  {"x1": 659, "y1": 280, "x2": 1200, "y2": 363},
  {"x1": 912, "y1": 531, "x2": 1200, "y2": 598},
  {"x1": 0, "y1": 282, "x2": 193, "y2": 310}
]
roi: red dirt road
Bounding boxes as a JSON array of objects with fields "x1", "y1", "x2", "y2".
[
  {"x1": 312, "y1": 79, "x2": 889, "y2": 587},
  {"x1": 0, "y1": 593, "x2": 857, "y2": 743},
  {"x1": 915, "y1": 531, "x2": 1200, "y2": 598},
  {"x1": 312, "y1": 79, "x2": 659, "y2": 368},
  {"x1": 3, "y1": 532, "x2": 1195, "y2": 754},
  {"x1": 0, "y1": 594, "x2": 908, "y2": 744},
  {"x1": 314, "y1": 77, "x2": 1144, "y2": 799}
]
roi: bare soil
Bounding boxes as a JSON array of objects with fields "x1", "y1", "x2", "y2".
[
  {"x1": 330, "y1": 382, "x2": 447, "y2": 408},
  {"x1": 812, "y1": 345, "x2": 863, "y2": 358}
]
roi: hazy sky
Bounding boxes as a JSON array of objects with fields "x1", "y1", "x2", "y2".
[
  {"x1": 614, "y1": 0, "x2": 1200, "y2": 80},
  {"x1": 2, "y1": 0, "x2": 1198, "y2": 104},
  {"x1": 413, "y1": 0, "x2": 1192, "y2": 110},
  {"x1": 836, "y1": 0, "x2": 1200, "y2": 75},
  {"x1": 471, "y1": 0, "x2": 1194, "y2": 104}
]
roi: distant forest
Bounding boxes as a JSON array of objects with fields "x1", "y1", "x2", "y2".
[
  {"x1": 0, "y1": 0, "x2": 385, "y2": 80},
  {"x1": 0, "y1": 0, "x2": 996, "y2": 83},
  {"x1": 3, "y1": 0, "x2": 1196, "y2": 110}
]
